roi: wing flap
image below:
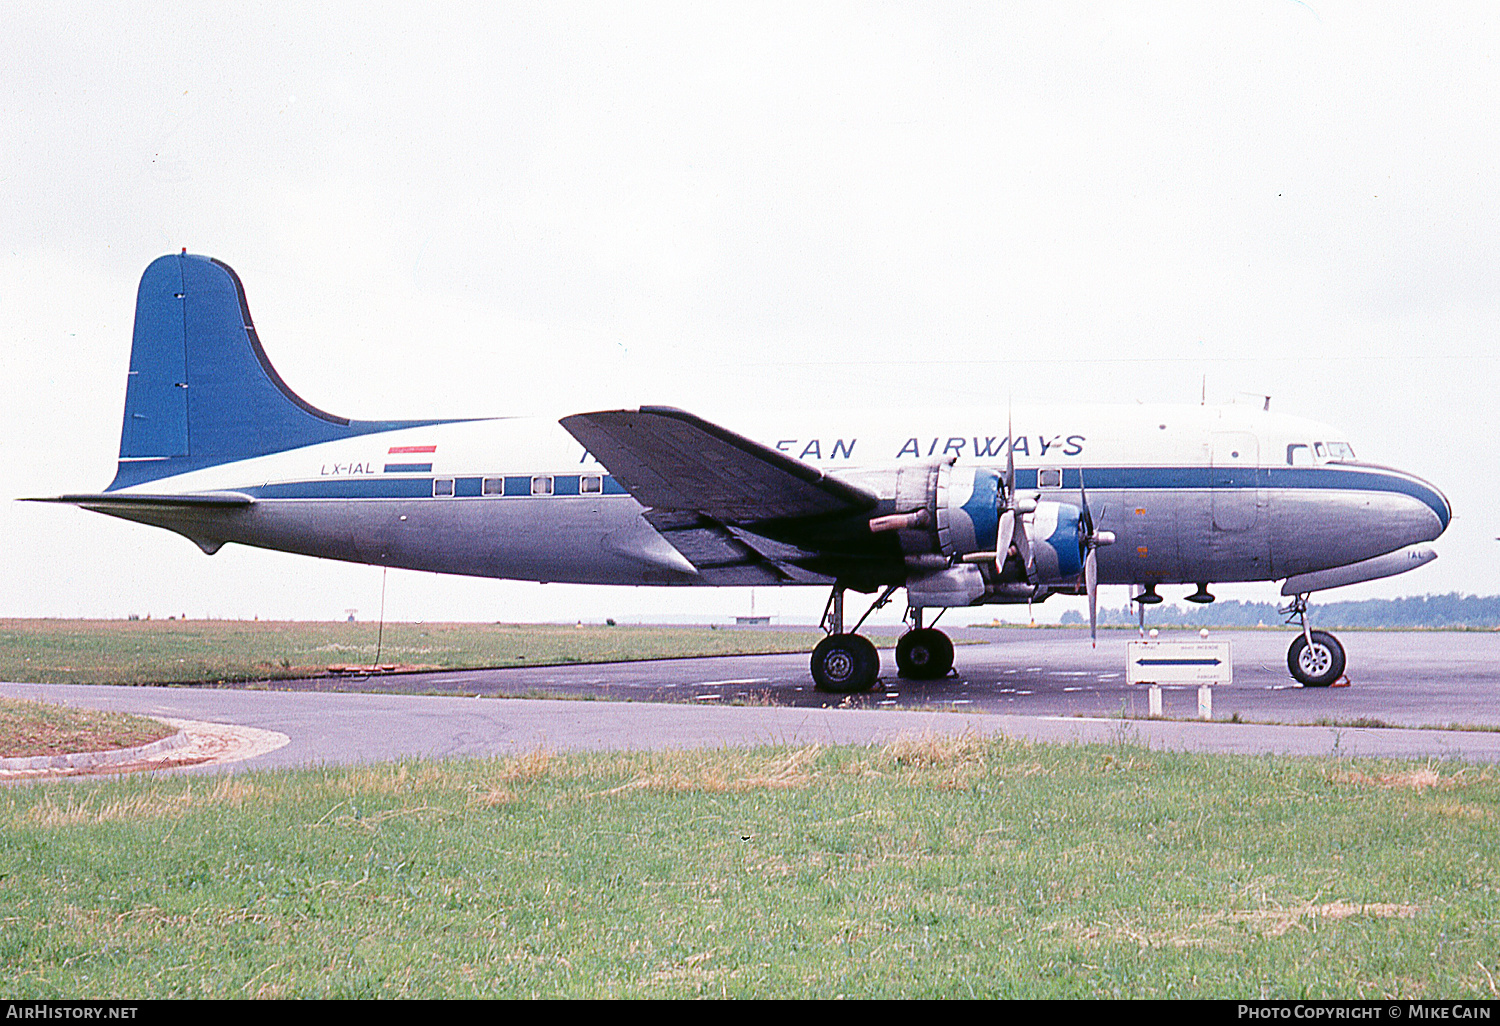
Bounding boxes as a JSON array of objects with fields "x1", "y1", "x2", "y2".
[{"x1": 643, "y1": 511, "x2": 831, "y2": 585}]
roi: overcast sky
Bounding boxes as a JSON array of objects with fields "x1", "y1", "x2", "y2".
[{"x1": 4, "y1": 1, "x2": 1497, "y2": 625}]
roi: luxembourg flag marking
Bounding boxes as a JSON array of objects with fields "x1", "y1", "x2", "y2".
[{"x1": 385, "y1": 444, "x2": 436, "y2": 473}]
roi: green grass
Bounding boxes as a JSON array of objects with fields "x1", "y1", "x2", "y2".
[
  {"x1": 0, "y1": 619, "x2": 828, "y2": 686},
  {"x1": 0, "y1": 697, "x2": 175, "y2": 759},
  {"x1": 2, "y1": 736, "x2": 1497, "y2": 998}
]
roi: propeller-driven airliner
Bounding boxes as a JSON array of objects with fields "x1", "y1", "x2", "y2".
[{"x1": 32, "y1": 253, "x2": 1451, "y2": 692}]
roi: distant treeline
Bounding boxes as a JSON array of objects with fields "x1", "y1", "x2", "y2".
[{"x1": 1060, "y1": 593, "x2": 1500, "y2": 629}]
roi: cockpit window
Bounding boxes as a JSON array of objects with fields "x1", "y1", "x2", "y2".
[
  {"x1": 1295, "y1": 441, "x2": 1356, "y2": 464},
  {"x1": 1314, "y1": 441, "x2": 1356, "y2": 461}
]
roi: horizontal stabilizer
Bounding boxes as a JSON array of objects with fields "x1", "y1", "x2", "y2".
[
  {"x1": 560, "y1": 406, "x2": 876, "y2": 524},
  {"x1": 25, "y1": 492, "x2": 254, "y2": 509},
  {"x1": 24, "y1": 491, "x2": 254, "y2": 556}
]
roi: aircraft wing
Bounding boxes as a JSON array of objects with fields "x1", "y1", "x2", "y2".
[{"x1": 560, "y1": 407, "x2": 877, "y2": 523}]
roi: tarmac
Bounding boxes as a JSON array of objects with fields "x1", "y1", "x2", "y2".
[{"x1": 4, "y1": 628, "x2": 1499, "y2": 776}]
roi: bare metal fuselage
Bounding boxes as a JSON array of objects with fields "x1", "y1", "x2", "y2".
[{"x1": 90, "y1": 404, "x2": 1450, "y2": 599}]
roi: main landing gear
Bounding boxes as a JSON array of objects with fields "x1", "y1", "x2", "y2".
[
  {"x1": 894, "y1": 606, "x2": 954, "y2": 680},
  {"x1": 810, "y1": 588, "x2": 956, "y2": 693},
  {"x1": 810, "y1": 587, "x2": 883, "y2": 693},
  {"x1": 1281, "y1": 594, "x2": 1346, "y2": 687}
]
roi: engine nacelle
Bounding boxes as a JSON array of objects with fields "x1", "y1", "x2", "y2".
[
  {"x1": 1023, "y1": 501, "x2": 1086, "y2": 583},
  {"x1": 844, "y1": 461, "x2": 1090, "y2": 606},
  {"x1": 847, "y1": 463, "x2": 1001, "y2": 562}
]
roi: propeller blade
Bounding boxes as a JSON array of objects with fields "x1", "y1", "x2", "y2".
[
  {"x1": 1000, "y1": 402, "x2": 1033, "y2": 579},
  {"x1": 995, "y1": 509, "x2": 1015, "y2": 571},
  {"x1": 1015, "y1": 510, "x2": 1032, "y2": 578},
  {"x1": 1086, "y1": 545, "x2": 1099, "y2": 647},
  {"x1": 1005, "y1": 406, "x2": 1016, "y2": 504},
  {"x1": 1078, "y1": 468, "x2": 1094, "y2": 537}
]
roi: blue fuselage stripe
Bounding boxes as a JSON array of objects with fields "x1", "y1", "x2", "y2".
[
  {"x1": 228, "y1": 465, "x2": 1447, "y2": 527},
  {"x1": 245, "y1": 474, "x2": 629, "y2": 500}
]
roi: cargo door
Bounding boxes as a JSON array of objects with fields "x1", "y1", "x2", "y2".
[{"x1": 1211, "y1": 433, "x2": 1260, "y2": 532}]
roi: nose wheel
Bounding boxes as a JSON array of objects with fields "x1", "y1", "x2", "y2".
[
  {"x1": 1281, "y1": 594, "x2": 1346, "y2": 687},
  {"x1": 1287, "y1": 630, "x2": 1346, "y2": 687}
]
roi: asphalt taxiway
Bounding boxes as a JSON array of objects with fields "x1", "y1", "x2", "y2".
[
  {"x1": 233, "y1": 627, "x2": 1500, "y2": 729},
  {"x1": 4, "y1": 628, "x2": 1499, "y2": 773}
]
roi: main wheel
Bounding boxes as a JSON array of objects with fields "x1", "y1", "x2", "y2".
[
  {"x1": 895, "y1": 628, "x2": 955, "y2": 679},
  {"x1": 1287, "y1": 631, "x2": 1346, "y2": 687},
  {"x1": 811, "y1": 633, "x2": 881, "y2": 693}
]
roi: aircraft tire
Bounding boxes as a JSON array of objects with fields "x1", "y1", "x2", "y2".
[
  {"x1": 811, "y1": 633, "x2": 881, "y2": 693},
  {"x1": 895, "y1": 628, "x2": 954, "y2": 679},
  {"x1": 1287, "y1": 630, "x2": 1346, "y2": 687}
]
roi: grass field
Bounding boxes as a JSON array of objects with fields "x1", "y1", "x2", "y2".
[
  {"x1": 2, "y1": 735, "x2": 1497, "y2": 999},
  {"x1": 0, "y1": 618, "x2": 828, "y2": 686},
  {"x1": 0, "y1": 697, "x2": 175, "y2": 759}
]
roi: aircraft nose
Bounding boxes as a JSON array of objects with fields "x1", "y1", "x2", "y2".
[
  {"x1": 1433, "y1": 485, "x2": 1452, "y2": 537},
  {"x1": 1405, "y1": 473, "x2": 1451, "y2": 542}
]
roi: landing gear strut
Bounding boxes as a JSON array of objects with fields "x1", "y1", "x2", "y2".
[
  {"x1": 895, "y1": 606, "x2": 955, "y2": 680},
  {"x1": 1281, "y1": 594, "x2": 1346, "y2": 687}
]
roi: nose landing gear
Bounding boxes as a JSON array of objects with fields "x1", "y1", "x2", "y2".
[{"x1": 1281, "y1": 594, "x2": 1346, "y2": 687}]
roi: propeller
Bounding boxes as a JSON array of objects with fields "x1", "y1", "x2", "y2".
[
  {"x1": 995, "y1": 407, "x2": 1031, "y2": 578},
  {"x1": 1078, "y1": 471, "x2": 1115, "y2": 647}
]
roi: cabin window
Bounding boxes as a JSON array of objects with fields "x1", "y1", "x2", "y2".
[
  {"x1": 1038, "y1": 468, "x2": 1062, "y2": 488},
  {"x1": 482, "y1": 477, "x2": 503, "y2": 496},
  {"x1": 1287, "y1": 444, "x2": 1313, "y2": 466},
  {"x1": 580, "y1": 475, "x2": 602, "y2": 494},
  {"x1": 531, "y1": 475, "x2": 554, "y2": 496},
  {"x1": 433, "y1": 478, "x2": 455, "y2": 497}
]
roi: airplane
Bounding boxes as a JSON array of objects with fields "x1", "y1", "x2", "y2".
[{"x1": 30, "y1": 252, "x2": 1451, "y2": 693}]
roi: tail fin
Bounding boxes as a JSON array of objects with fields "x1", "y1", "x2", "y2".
[{"x1": 110, "y1": 253, "x2": 462, "y2": 489}]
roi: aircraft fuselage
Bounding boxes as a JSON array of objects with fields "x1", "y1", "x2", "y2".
[{"x1": 94, "y1": 403, "x2": 1449, "y2": 597}]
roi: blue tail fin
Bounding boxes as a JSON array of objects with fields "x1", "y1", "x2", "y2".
[{"x1": 110, "y1": 253, "x2": 463, "y2": 489}]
